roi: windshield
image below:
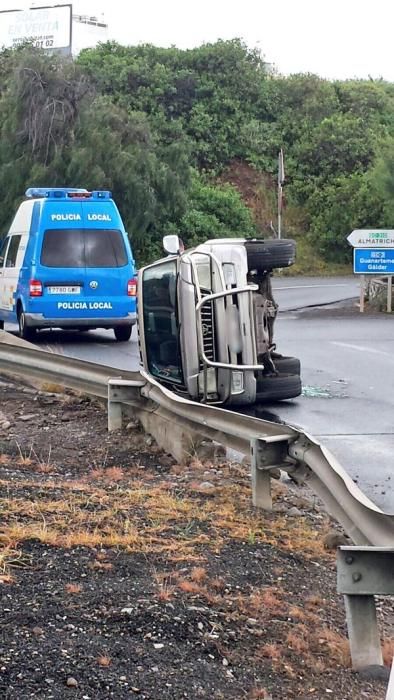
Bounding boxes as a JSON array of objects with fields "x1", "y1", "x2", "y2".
[
  {"x1": 40, "y1": 229, "x2": 128, "y2": 268},
  {"x1": 142, "y1": 260, "x2": 183, "y2": 384}
]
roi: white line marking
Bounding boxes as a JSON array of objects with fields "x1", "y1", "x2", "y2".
[
  {"x1": 332, "y1": 341, "x2": 394, "y2": 358},
  {"x1": 273, "y1": 284, "x2": 352, "y2": 290}
]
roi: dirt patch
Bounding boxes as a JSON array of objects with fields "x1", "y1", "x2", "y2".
[{"x1": 0, "y1": 376, "x2": 392, "y2": 699}]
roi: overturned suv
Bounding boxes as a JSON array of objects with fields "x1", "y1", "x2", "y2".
[{"x1": 138, "y1": 236, "x2": 301, "y2": 406}]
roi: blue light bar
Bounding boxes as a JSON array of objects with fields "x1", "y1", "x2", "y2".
[
  {"x1": 25, "y1": 188, "x2": 89, "y2": 199},
  {"x1": 25, "y1": 188, "x2": 112, "y2": 200},
  {"x1": 91, "y1": 191, "x2": 112, "y2": 199}
]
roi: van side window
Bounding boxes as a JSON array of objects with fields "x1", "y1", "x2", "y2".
[
  {"x1": 5, "y1": 235, "x2": 21, "y2": 268},
  {"x1": 0, "y1": 237, "x2": 9, "y2": 267}
]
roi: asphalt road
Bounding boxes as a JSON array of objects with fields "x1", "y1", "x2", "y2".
[
  {"x1": 266, "y1": 306, "x2": 394, "y2": 512},
  {"x1": 272, "y1": 275, "x2": 360, "y2": 310},
  {"x1": 5, "y1": 275, "x2": 393, "y2": 512}
]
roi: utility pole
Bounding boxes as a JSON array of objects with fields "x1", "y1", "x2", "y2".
[{"x1": 277, "y1": 148, "x2": 285, "y2": 239}]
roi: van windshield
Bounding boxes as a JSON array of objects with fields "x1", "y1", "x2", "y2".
[{"x1": 41, "y1": 229, "x2": 128, "y2": 268}]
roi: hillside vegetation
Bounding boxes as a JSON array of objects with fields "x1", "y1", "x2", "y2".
[{"x1": 1, "y1": 40, "x2": 394, "y2": 267}]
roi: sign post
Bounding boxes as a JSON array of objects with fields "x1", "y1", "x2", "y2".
[
  {"x1": 347, "y1": 230, "x2": 394, "y2": 314},
  {"x1": 277, "y1": 149, "x2": 285, "y2": 239},
  {"x1": 359, "y1": 275, "x2": 365, "y2": 313}
]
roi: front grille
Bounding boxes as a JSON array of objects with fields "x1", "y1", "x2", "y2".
[{"x1": 200, "y1": 294, "x2": 215, "y2": 363}]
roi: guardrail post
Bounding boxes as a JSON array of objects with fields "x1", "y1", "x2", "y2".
[
  {"x1": 108, "y1": 379, "x2": 123, "y2": 431},
  {"x1": 337, "y1": 546, "x2": 394, "y2": 673},
  {"x1": 250, "y1": 438, "x2": 272, "y2": 511},
  {"x1": 343, "y1": 594, "x2": 383, "y2": 669}
]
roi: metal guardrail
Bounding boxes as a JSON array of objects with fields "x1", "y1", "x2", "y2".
[
  {"x1": 1, "y1": 331, "x2": 394, "y2": 547},
  {"x1": 0, "y1": 330, "x2": 144, "y2": 397}
]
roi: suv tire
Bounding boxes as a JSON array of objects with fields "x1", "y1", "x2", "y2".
[
  {"x1": 256, "y1": 373, "x2": 302, "y2": 401},
  {"x1": 245, "y1": 239, "x2": 296, "y2": 271},
  {"x1": 272, "y1": 354, "x2": 301, "y2": 376}
]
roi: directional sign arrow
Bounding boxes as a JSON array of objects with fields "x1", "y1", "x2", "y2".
[{"x1": 347, "y1": 229, "x2": 394, "y2": 248}]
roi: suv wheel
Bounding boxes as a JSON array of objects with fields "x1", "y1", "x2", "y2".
[
  {"x1": 245, "y1": 239, "x2": 296, "y2": 271},
  {"x1": 272, "y1": 354, "x2": 301, "y2": 376},
  {"x1": 256, "y1": 373, "x2": 302, "y2": 401}
]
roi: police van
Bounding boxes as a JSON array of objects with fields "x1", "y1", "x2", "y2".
[{"x1": 0, "y1": 188, "x2": 137, "y2": 341}]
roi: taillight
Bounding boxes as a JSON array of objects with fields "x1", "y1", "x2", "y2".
[
  {"x1": 29, "y1": 279, "x2": 43, "y2": 297},
  {"x1": 127, "y1": 278, "x2": 137, "y2": 297}
]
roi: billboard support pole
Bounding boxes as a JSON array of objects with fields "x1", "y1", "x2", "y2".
[{"x1": 387, "y1": 276, "x2": 392, "y2": 313}]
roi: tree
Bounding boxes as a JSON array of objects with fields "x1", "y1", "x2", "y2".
[
  {"x1": 179, "y1": 174, "x2": 256, "y2": 248},
  {"x1": 370, "y1": 138, "x2": 394, "y2": 223},
  {"x1": 307, "y1": 173, "x2": 385, "y2": 261}
]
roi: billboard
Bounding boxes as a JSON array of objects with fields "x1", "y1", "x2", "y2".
[{"x1": 0, "y1": 5, "x2": 72, "y2": 54}]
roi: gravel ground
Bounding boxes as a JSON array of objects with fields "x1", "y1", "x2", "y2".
[{"x1": 0, "y1": 375, "x2": 392, "y2": 699}]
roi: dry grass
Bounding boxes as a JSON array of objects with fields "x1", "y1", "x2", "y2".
[
  {"x1": 97, "y1": 655, "x2": 111, "y2": 667},
  {"x1": 0, "y1": 454, "x2": 379, "y2": 684},
  {"x1": 65, "y1": 583, "x2": 82, "y2": 594},
  {"x1": 210, "y1": 577, "x2": 226, "y2": 592},
  {"x1": 190, "y1": 566, "x2": 207, "y2": 583},
  {"x1": 247, "y1": 689, "x2": 272, "y2": 700},
  {"x1": 286, "y1": 628, "x2": 310, "y2": 655},
  {"x1": 40, "y1": 382, "x2": 65, "y2": 394},
  {"x1": 0, "y1": 539, "x2": 29, "y2": 582},
  {"x1": 89, "y1": 559, "x2": 113, "y2": 572},
  {"x1": 156, "y1": 584, "x2": 176, "y2": 602},
  {"x1": 257, "y1": 643, "x2": 282, "y2": 661},
  {"x1": 0, "y1": 458, "x2": 332, "y2": 592},
  {"x1": 314, "y1": 628, "x2": 351, "y2": 667},
  {"x1": 178, "y1": 579, "x2": 203, "y2": 595},
  {"x1": 243, "y1": 587, "x2": 285, "y2": 618}
]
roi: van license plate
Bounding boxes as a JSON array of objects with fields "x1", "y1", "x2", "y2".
[{"x1": 47, "y1": 286, "x2": 81, "y2": 295}]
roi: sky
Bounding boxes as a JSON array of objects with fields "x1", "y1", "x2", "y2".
[{"x1": 11, "y1": 0, "x2": 394, "y2": 81}]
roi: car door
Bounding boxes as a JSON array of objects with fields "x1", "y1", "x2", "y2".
[
  {"x1": 0, "y1": 237, "x2": 11, "y2": 314},
  {"x1": 1, "y1": 235, "x2": 22, "y2": 316}
]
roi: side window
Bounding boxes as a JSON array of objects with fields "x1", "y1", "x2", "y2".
[
  {"x1": 142, "y1": 260, "x2": 182, "y2": 383},
  {"x1": 5, "y1": 235, "x2": 21, "y2": 268},
  {"x1": 0, "y1": 237, "x2": 9, "y2": 268}
]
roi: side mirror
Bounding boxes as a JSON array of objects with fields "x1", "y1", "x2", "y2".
[{"x1": 163, "y1": 234, "x2": 184, "y2": 255}]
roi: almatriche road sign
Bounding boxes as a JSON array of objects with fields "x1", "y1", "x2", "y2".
[{"x1": 347, "y1": 229, "x2": 394, "y2": 248}]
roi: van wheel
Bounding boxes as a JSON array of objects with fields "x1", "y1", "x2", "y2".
[
  {"x1": 114, "y1": 325, "x2": 132, "y2": 342},
  {"x1": 18, "y1": 308, "x2": 36, "y2": 341},
  {"x1": 0, "y1": 320, "x2": 4, "y2": 330}
]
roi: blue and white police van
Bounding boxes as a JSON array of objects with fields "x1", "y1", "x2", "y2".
[{"x1": 0, "y1": 188, "x2": 137, "y2": 341}]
